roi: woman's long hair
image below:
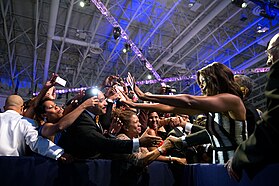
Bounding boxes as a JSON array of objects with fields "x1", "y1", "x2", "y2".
[{"x1": 197, "y1": 62, "x2": 243, "y2": 99}]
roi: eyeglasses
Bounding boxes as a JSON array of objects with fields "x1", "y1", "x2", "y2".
[{"x1": 265, "y1": 43, "x2": 279, "y2": 56}]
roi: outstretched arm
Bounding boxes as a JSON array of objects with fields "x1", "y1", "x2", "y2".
[
  {"x1": 127, "y1": 73, "x2": 245, "y2": 120},
  {"x1": 133, "y1": 87, "x2": 245, "y2": 120},
  {"x1": 41, "y1": 97, "x2": 99, "y2": 138},
  {"x1": 121, "y1": 99, "x2": 203, "y2": 116}
]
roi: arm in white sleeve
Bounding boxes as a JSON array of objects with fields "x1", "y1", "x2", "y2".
[
  {"x1": 185, "y1": 122, "x2": 193, "y2": 133},
  {"x1": 22, "y1": 118, "x2": 64, "y2": 160},
  {"x1": 132, "y1": 138, "x2": 140, "y2": 153}
]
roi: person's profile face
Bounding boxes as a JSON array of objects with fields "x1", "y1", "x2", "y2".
[
  {"x1": 95, "y1": 91, "x2": 107, "y2": 115},
  {"x1": 43, "y1": 100, "x2": 63, "y2": 122},
  {"x1": 127, "y1": 114, "x2": 141, "y2": 137},
  {"x1": 266, "y1": 38, "x2": 279, "y2": 66},
  {"x1": 199, "y1": 75, "x2": 207, "y2": 95}
]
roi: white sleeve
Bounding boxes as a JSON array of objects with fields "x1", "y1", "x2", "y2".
[
  {"x1": 22, "y1": 118, "x2": 64, "y2": 160},
  {"x1": 132, "y1": 138, "x2": 140, "y2": 153},
  {"x1": 185, "y1": 122, "x2": 193, "y2": 133}
]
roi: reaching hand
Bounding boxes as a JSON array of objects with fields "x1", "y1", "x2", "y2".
[
  {"x1": 102, "y1": 75, "x2": 120, "y2": 88},
  {"x1": 173, "y1": 157, "x2": 187, "y2": 165},
  {"x1": 44, "y1": 86, "x2": 56, "y2": 100},
  {"x1": 82, "y1": 97, "x2": 100, "y2": 108},
  {"x1": 166, "y1": 135, "x2": 183, "y2": 150},
  {"x1": 161, "y1": 138, "x2": 174, "y2": 151},
  {"x1": 58, "y1": 153, "x2": 74, "y2": 164},
  {"x1": 45, "y1": 73, "x2": 58, "y2": 88},
  {"x1": 139, "y1": 129, "x2": 162, "y2": 147},
  {"x1": 105, "y1": 86, "x2": 119, "y2": 101},
  {"x1": 225, "y1": 158, "x2": 242, "y2": 182},
  {"x1": 127, "y1": 72, "x2": 136, "y2": 91},
  {"x1": 126, "y1": 72, "x2": 146, "y2": 100}
]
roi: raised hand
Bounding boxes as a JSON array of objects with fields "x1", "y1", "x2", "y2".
[
  {"x1": 102, "y1": 75, "x2": 120, "y2": 88},
  {"x1": 127, "y1": 72, "x2": 146, "y2": 100},
  {"x1": 82, "y1": 97, "x2": 100, "y2": 108},
  {"x1": 104, "y1": 86, "x2": 119, "y2": 101},
  {"x1": 127, "y1": 72, "x2": 135, "y2": 91}
]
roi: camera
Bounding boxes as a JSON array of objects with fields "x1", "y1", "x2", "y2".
[{"x1": 79, "y1": 87, "x2": 99, "y2": 104}]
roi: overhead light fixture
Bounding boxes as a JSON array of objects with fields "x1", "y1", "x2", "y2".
[
  {"x1": 231, "y1": 0, "x2": 247, "y2": 8},
  {"x1": 123, "y1": 43, "x2": 131, "y2": 53},
  {"x1": 256, "y1": 24, "x2": 269, "y2": 33},
  {"x1": 90, "y1": 42, "x2": 103, "y2": 54},
  {"x1": 188, "y1": 0, "x2": 195, "y2": 8},
  {"x1": 79, "y1": 0, "x2": 90, "y2": 7},
  {"x1": 113, "y1": 27, "x2": 121, "y2": 40}
]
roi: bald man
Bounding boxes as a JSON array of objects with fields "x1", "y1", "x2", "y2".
[
  {"x1": 227, "y1": 33, "x2": 279, "y2": 181},
  {"x1": 0, "y1": 95, "x2": 65, "y2": 160}
]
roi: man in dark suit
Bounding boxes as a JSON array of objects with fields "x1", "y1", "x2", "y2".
[
  {"x1": 58, "y1": 90, "x2": 162, "y2": 159},
  {"x1": 234, "y1": 74, "x2": 261, "y2": 137},
  {"x1": 226, "y1": 32, "x2": 279, "y2": 181},
  {"x1": 167, "y1": 114, "x2": 199, "y2": 164}
]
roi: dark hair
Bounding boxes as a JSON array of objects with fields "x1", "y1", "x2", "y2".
[
  {"x1": 35, "y1": 98, "x2": 54, "y2": 118},
  {"x1": 197, "y1": 62, "x2": 243, "y2": 99},
  {"x1": 234, "y1": 74, "x2": 254, "y2": 97}
]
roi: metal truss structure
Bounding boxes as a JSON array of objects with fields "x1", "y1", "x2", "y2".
[{"x1": 0, "y1": 0, "x2": 279, "y2": 111}]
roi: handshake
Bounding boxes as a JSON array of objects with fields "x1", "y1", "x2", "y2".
[
  {"x1": 138, "y1": 131, "x2": 184, "y2": 154},
  {"x1": 162, "y1": 136, "x2": 184, "y2": 153}
]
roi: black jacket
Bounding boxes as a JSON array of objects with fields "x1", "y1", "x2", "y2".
[{"x1": 58, "y1": 111, "x2": 133, "y2": 159}]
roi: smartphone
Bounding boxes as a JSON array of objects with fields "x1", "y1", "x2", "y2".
[
  {"x1": 80, "y1": 87, "x2": 99, "y2": 104},
  {"x1": 55, "y1": 76, "x2": 67, "y2": 87}
]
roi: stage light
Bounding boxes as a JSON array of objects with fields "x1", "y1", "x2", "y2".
[
  {"x1": 231, "y1": 0, "x2": 247, "y2": 8},
  {"x1": 256, "y1": 24, "x2": 269, "y2": 33},
  {"x1": 79, "y1": 0, "x2": 90, "y2": 7},
  {"x1": 113, "y1": 27, "x2": 121, "y2": 40},
  {"x1": 123, "y1": 43, "x2": 131, "y2": 53},
  {"x1": 79, "y1": 1, "x2": 85, "y2": 7},
  {"x1": 188, "y1": 0, "x2": 195, "y2": 8}
]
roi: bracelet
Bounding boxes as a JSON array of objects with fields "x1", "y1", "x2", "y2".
[
  {"x1": 169, "y1": 155, "x2": 174, "y2": 164},
  {"x1": 157, "y1": 147, "x2": 164, "y2": 155}
]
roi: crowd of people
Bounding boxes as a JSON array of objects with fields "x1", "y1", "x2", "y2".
[{"x1": 0, "y1": 32, "x2": 278, "y2": 184}]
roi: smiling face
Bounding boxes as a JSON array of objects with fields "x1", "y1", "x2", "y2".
[
  {"x1": 148, "y1": 112, "x2": 159, "y2": 130},
  {"x1": 88, "y1": 90, "x2": 107, "y2": 115},
  {"x1": 42, "y1": 100, "x2": 64, "y2": 123},
  {"x1": 125, "y1": 114, "x2": 141, "y2": 138}
]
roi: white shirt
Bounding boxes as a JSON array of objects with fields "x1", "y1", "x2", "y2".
[{"x1": 0, "y1": 110, "x2": 64, "y2": 160}]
